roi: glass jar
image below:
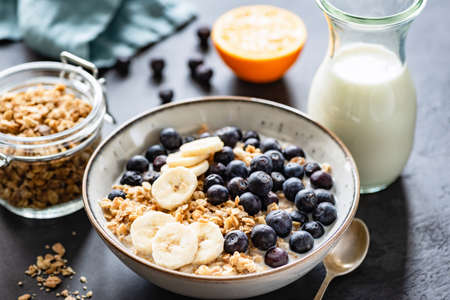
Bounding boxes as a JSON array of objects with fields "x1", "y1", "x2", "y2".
[
  {"x1": 308, "y1": 0, "x2": 426, "y2": 193},
  {"x1": 0, "y1": 52, "x2": 107, "y2": 218}
]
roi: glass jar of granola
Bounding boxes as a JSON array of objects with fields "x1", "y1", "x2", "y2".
[{"x1": 0, "y1": 52, "x2": 108, "y2": 218}]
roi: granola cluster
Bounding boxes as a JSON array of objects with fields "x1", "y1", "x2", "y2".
[
  {"x1": 0, "y1": 84, "x2": 99, "y2": 209},
  {"x1": 0, "y1": 84, "x2": 92, "y2": 137}
]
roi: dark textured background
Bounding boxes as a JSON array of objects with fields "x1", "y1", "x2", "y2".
[{"x1": 1, "y1": 1, "x2": 449, "y2": 299}]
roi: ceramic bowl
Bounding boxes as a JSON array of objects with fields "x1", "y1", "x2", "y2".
[{"x1": 82, "y1": 97, "x2": 359, "y2": 299}]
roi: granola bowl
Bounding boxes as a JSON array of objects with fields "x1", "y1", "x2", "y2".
[{"x1": 83, "y1": 97, "x2": 359, "y2": 299}]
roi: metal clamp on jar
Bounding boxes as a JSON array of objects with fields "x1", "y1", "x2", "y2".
[{"x1": 0, "y1": 51, "x2": 112, "y2": 218}]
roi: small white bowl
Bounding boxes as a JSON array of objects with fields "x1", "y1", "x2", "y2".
[{"x1": 82, "y1": 97, "x2": 359, "y2": 299}]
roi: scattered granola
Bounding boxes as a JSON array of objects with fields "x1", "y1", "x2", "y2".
[
  {"x1": 17, "y1": 294, "x2": 31, "y2": 300},
  {"x1": 19, "y1": 242, "x2": 93, "y2": 299}
]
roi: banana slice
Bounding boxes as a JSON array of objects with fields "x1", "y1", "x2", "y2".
[
  {"x1": 180, "y1": 136, "x2": 224, "y2": 156},
  {"x1": 191, "y1": 222, "x2": 224, "y2": 264},
  {"x1": 152, "y1": 167, "x2": 197, "y2": 210},
  {"x1": 160, "y1": 164, "x2": 169, "y2": 173},
  {"x1": 152, "y1": 222, "x2": 199, "y2": 269},
  {"x1": 130, "y1": 211, "x2": 175, "y2": 255},
  {"x1": 166, "y1": 152, "x2": 209, "y2": 168},
  {"x1": 187, "y1": 160, "x2": 209, "y2": 176}
]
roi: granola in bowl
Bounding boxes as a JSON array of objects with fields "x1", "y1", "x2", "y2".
[
  {"x1": 100, "y1": 126, "x2": 338, "y2": 276},
  {"x1": 0, "y1": 84, "x2": 100, "y2": 209}
]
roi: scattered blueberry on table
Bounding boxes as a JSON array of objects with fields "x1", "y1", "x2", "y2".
[
  {"x1": 196, "y1": 25, "x2": 211, "y2": 48},
  {"x1": 150, "y1": 57, "x2": 165, "y2": 77},
  {"x1": 158, "y1": 89, "x2": 174, "y2": 104}
]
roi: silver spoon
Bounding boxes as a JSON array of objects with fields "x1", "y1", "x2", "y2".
[{"x1": 314, "y1": 218, "x2": 370, "y2": 300}]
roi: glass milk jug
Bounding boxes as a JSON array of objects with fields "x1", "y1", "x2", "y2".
[{"x1": 308, "y1": 0, "x2": 426, "y2": 193}]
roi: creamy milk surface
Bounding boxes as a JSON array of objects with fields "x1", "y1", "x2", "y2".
[{"x1": 308, "y1": 43, "x2": 416, "y2": 190}]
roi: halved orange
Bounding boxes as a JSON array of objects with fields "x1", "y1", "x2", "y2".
[{"x1": 212, "y1": 5, "x2": 307, "y2": 83}]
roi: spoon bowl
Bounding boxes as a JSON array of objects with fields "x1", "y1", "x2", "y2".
[
  {"x1": 314, "y1": 218, "x2": 370, "y2": 300},
  {"x1": 324, "y1": 218, "x2": 370, "y2": 276}
]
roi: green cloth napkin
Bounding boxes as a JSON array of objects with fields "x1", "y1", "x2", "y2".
[{"x1": 1, "y1": 0, "x2": 196, "y2": 67}]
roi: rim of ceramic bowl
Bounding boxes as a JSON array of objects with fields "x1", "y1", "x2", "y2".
[{"x1": 82, "y1": 96, "x2": 360, "y2": 282}]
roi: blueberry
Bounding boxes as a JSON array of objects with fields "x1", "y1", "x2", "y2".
[
  {"x1": 310, "y1": 171, "x2": 333, "y2": 189},
  {"x1": 145, "y1": 144, "x2": 166, "y2": 162},
  {"x1": 295, "y1": 189, "x2": 318, "y2": 213},
  {"x1": 159, "y1": 89, "x2": 174, "y2": 104},
  {"x1": 150, "y1": 57, "x2": 165, "y2": 77},
  {"x1": 188, "y1": 57, "x2": 204, "y2": 75},
  {"x1": 302, "y1": 221, "x2": 325, "y2": 238},
  {"x1": 244, "y1": 138, "x2": 260, "y2": 149},
  {"x1": 264, "y1": 150, "x2": 285, "y2": 172},
  {"x1": 207, "y1": 184, "x2": 229, "y2": 205},
  {"x1": 224, "y1": 230, "x2": 249, "y2": 253},
  {"x1": 120, "y1": 171, "x2": 143, "y2": 186},
  {"x1": 142, "y1": 171, "x2": 160, "y2": 184},
  {"x1": 282, "y1": 177, "x2": 305, "y2": 202},
  {"x1": 182, "y1": 136, "x2": 195, "y2": 144},
  {"x1": 260, "y1": 138, "x2": 282, "y2": 153},
  {"x1": 283, "y1": 145, "x2": 305, "y2": 160},
  {"x1": 283, "y1": 162, "x2": 304, "y2": 179},
  {"x1": 315, "y1": 189, "x2": 335, "y2": 205},
  {"x1": 289, "y1": 230, "x2": 314, "y2": 253},
  {"x1": 243, "y1": 130, "x2": 260, "y2": 141},
  {"x1": 271, "y1": 172, "x2": 285, "y2": 192},
  {"x1": 261, "y1": 191, "x2": 279, "y2": 210},
  {"x1": 153, "y1": 155, "x2": 167, "y2": 171},
  {"x1": 289, "y1": 210, "x2": 308, "y2": 224},
  {"x1": 214, "y1": 146, "x2": 235, "y2": 165},
  {"x1": 196, "y1": 26, "x2": 211, "y2": 47},
  {"x1": 227, "y1": 177, "x2": 248, "y2": 198},
  {"x1": 204, "y1": 174, "x2": 225, "y2": 192},
  {"x1": 231, "y1": 126, "x2": 243, "y2": 141},
  {"x1": 199, "y1": 132, "x2": 211, "y2": 139},
  {"x1": 250, "y1": 154, "x2": 272, "y2": 174},
  {"x1": 126, "y1": 155, "x2": 149, "y2": 173},
  {"x1": 215, "y1": 126, "x2": 241, "y2": 147},
  {"x1": 304, "y1": 162, "x2": 321, "y2": 177},
  {"x1": 313, "y1": 202, "x2": 337, "y2": 226},
  {"x1": 207, "y1": 162, "x2": 226, "y2": 178},
  {"x1": 239, "y1": 192, "x2": 261, "y2": 216},
  {"x1": 248, "y1": 171, "x2": 273, "y2": 197},
  {"x1": 250, "y1": 224, "x2": 277, "y2": 250},
  {"x1": 160, "y1": 128, "x2": 182, "y2": 150},
  {"x1": 226, "y1": 160, "x2": 249, "y2": 179},
  {"x1": 115, "y1": 57, "x2": 130, "y2": 76},
  {"x1": 265, "y1": 247, "x2": 289, "y2": 268},
  {"x1": 195, "y1": 65, "x2": 213, "y2": 84},
  {"x1": 107, "y1": 189, "x2": 127, "y2": 200},
  {"x1": 266, "y1": 210, "x2": 293, "y2": 237}
]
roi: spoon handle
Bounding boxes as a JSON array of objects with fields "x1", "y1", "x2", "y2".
[{"x1": 313, "y1": 272, "x2": 334, "y2": 300}]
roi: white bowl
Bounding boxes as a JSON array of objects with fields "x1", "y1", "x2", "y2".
[{"x1": 82, "y1": 97, "x2": 360, "y2": 299}]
